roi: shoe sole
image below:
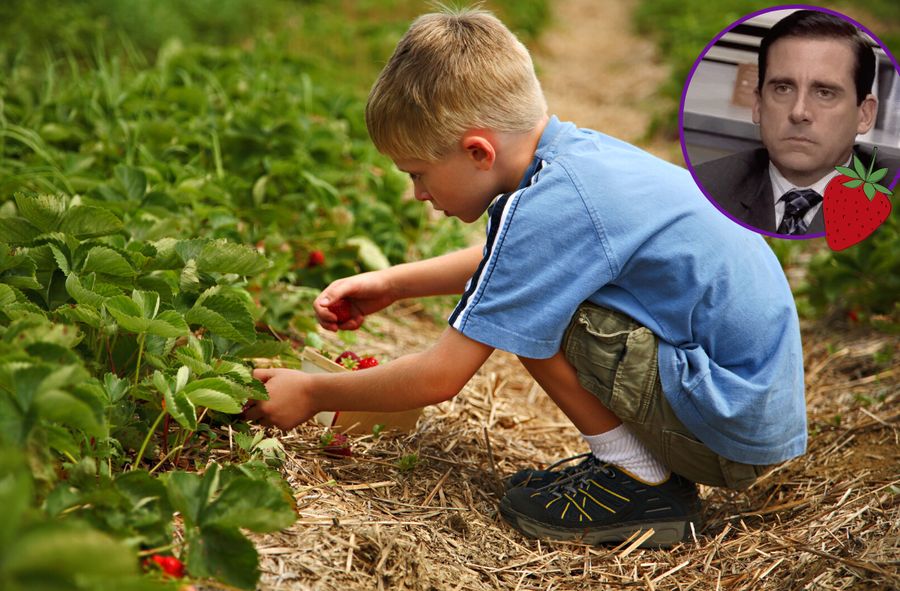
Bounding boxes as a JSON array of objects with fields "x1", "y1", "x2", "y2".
[{"x1": 500, "y1": 499, "x2": 700, "y2": 548}]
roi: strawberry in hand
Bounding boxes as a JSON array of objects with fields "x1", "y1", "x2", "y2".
[
  {"x1": 824, "y1": 149, "x2": 894, "y2": 251},
  {"x1": 327, "y1": 299, "x2": 353, "y2": 324}
]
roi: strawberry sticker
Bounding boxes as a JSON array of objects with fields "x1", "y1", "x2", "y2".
[{"x1": 823, "y1": 150, "x2": 893, "y2": 251}]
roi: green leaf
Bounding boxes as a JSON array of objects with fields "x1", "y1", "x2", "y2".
[
  {"x1": 132, "y1": 290, "x2": 160, "y2": 320},
  {"x1": 82, "y1": 246, "x2": 134, "y2": 277},
  {"x1": 347, "y1": 236, "x2": 391, "y2": 271},
  {"x1": 165, "y1": 388, "x2": 198, "y2": 430},
  {"x1": 3, "y1": 522, "x2": 138, "y2": 583},
  {"x1": 14, "y1": 193, "x2": 66, "y2": 233},
  {"x1": 182, "y1": 379, "x2": 243, "y2": 414},
  {"x1": 58, "y1": 206, "x2": 123, "y2": 239},
  {"x1": 105, "y1": 295, "x2": 150, "y2": 333},
  {"x1": 873, "y1": 183, "x2": 893, "y2": 196},
  {"x1": 65, "y1": 273, "x2": 113, "y2": 307},
  {"x1": 55, "y1": 304, "x2": 101, "y2": 329},
  {"x1": 834, "y1": 165, "x2": 858, "y2": 178},
  {"x1": 175, "y1": 364, "x2": 191, "y2": 392},
  {"x1": 47, "y1": 243, "x2": 70, "y2": 274},
  {"x1": 185, "y1": 295, "x2": 255, "y2": 344},
  {"x1": 103, "y1": 373, "x2": 130, "y2": 403},
  {"x1": 115, "y1": 165, "x2": 147, "y2": 201},
  {"x1": 233, "y1": 340, "x2": 290, "y2": 359},
  {"x1": 868, "y1": 167, "x2": 888, "y2": 183},
  {"x1": 852, "y1": 154, "x2": 867, "y2": 178},
  {"x1": 0, "y1": 284, "x2": 16, "y2": 307},
  {"x1": 863, "y1": 183, "x2": 876, "y2": 200},
  {"x1": 196, "y1": 240, "x2": 270, "y2": 276},
  {"x1": 843, "y1": 179, "x2": 864, "y2": 189},
  {"x1": 252, "y1": 175, "x2": 268, "y2": 206},
  {"x1": 0, "y1": 217, "x2": 42, "y2": 245},
  {"x1": 203, "y1": 477, "x2": 296, "y2": 532},
  {"x1": 165, "y1": 471, "x2": 204, "y2": 526},
  {"x1": 179, "y1": 259, "x2": 200, "y2": 292},
  {"x1": 35, "y1": 388, "x2": 103, "y2": 436},
  {"x1": 186, "y1": 524, "x2": 259, "y2": 590},
  {"x1": 0, "y1": 450, "x2": 32, "y2": 550}
]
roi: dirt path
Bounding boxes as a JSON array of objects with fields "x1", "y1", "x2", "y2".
[{"x1": 534, "y1": 0, "x2": 678, "y2": 160}]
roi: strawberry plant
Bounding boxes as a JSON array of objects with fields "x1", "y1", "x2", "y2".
[{"x1": 0, "y1": 192, "x2": 296, "y2": 588}]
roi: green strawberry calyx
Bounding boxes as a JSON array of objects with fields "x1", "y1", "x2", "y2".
[{"x1": 835, "y1": 147, "x2": 894, "y2": 201}]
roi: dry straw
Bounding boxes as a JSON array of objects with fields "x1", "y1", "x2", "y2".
[{"x1": 242, "y1": 302, "x2": 898, "y2": 591}]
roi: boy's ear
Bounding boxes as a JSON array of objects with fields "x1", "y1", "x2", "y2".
[{"x1": 461, "y1": 132, "x2": 496, "y2": 170}]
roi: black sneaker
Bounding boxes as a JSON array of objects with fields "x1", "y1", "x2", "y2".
[
  {"x1": 500, "y1": 461, "x2": 702, "y2": 548},
  {"x1": 505, "y1": 452, "x2": 593, "y2": 490}
]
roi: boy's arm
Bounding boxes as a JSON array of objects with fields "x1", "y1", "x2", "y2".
[
  {"x1": 315, "y1": 244, "x2": 483, "y2": 330},
  {"x1": 248, "y1": 326, "x2": 493, "y2": 430},
  {"x1": 387, "y1": 242, "x2": 484, "y2": 299}
]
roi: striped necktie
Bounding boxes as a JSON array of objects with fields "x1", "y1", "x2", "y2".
[{"x1": 777, "y1": 189, "x2": 822, "y2": 235}]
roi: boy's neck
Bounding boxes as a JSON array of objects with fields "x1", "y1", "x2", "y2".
[{"x1": 497, "y1": 114, "x2": 550, "y2": 192}]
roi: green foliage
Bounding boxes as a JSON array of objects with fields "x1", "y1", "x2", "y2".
[
  {"x1": 801, "y1": 213, "x2": 900, "y2": 330},
  {"x1": 0, "y1": 1, "x2": 552, "y2": 587}
]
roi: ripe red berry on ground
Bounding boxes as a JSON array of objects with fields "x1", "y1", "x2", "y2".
[
  {"x1": 321, "y1": 432, "x2": 352, "y2": 456},
  {"x1": 823, "y1": 153, "x2": 894, "y2": 251},
  {"x1": 328, "y1": 300, "x2": 352, "y2": 323},
  {"x1": 307, "y1": 250, "x2": 325, "y2": 267},
  {"x1": 355, "y1": 357, "x2": 379, "y2": 370},
  {"x1": 151, "y1": 554, "x2": 186, "y2": 578}
]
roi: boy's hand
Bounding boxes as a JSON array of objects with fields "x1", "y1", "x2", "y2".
[
  {"x1": 314, "y1": 271, "x2": 396, "y2": 331},
  {"x1": 245, "y1": 368, "x2": 316, "y2": 430}
]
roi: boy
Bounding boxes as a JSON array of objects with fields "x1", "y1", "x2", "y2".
[{"x1": 246, "y1": 8, "x2": 806, "y2": 547}]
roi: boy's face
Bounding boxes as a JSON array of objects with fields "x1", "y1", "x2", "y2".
[{"x1": 394, "y1": 139, "x2": 509, "y2": 223}]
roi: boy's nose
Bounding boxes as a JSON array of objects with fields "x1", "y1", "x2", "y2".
[{"x1": 415, "y1": 190, "x2": 431, "y2": 202}]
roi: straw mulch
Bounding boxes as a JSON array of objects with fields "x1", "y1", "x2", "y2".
[{"x1": 245, "y1": 301, "x2": 899, "y2": 591}]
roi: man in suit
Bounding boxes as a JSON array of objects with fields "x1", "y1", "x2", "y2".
[{"x1": 694, "y1": 10, "x2": 885, "y2": 236}]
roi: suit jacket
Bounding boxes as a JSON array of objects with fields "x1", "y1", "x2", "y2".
[{"x1": 693, "y1": 146, "x2": 899, "y2": 235}]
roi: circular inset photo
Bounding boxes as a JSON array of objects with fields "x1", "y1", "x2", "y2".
[{"x1": 680, "y1": 6, "x2": 900, "y2": 239}]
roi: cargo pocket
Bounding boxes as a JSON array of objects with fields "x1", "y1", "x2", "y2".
[
  {"x1": 662, "y1": 430, "x2": 728, "y2": 487},
  {"x1": 564, "y1": 307, "x2": 656, "y2": 425}
]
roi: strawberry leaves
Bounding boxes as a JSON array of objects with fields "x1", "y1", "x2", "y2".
[{"x1": 834, "y1": 151, "x2": 894, "y2": 201}]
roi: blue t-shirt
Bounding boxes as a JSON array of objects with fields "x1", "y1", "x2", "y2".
[{"x1": 449, "y1": 116, "x2": 806, "y2": 466}]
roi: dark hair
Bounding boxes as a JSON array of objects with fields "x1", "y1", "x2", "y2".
[{"x1": 757, "y1": 10, "x2": 876, "y2": 105}]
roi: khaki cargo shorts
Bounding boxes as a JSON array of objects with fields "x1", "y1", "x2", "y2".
[{"x1": 562, "y1": 302, "x2": 772, "y2": 490}]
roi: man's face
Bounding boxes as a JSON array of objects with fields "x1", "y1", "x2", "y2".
[{"x1": 753, "y1": 36, "x2": 877, "y2": 186}]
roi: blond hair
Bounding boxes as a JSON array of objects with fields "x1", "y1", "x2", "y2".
[{"x1": 366, "y1": 7, "x2": 547, "y2": 162}]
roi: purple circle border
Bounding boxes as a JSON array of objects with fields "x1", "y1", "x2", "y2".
[{"x1": 678, "y1": 3, "x2": 900, "y2": 241}]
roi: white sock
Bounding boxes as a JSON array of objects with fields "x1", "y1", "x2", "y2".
[{"x1": 581, "y1": 424, "x2": 669, "y2": 484}]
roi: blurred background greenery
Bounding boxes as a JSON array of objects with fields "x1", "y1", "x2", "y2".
[{"x1": 1, "y1": 0, "x2": 897, "y2": 330}]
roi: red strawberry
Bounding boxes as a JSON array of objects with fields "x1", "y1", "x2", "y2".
[
  {"x1": 335, "y1": 350, "x2": 360, "y2": 369},
  {"x1": 151, "y1": 554, "x2": 185, "y2": 578},
  {"x1": 824, "y1": 151, "x2": 893, "y2": 251},
  {"x1": 328, "y1": 300, "x2": 352, "y2": 323},
  {"x1": 355, "y1": 357, "x2": 379, "y2": 370},
  {"x1": 307, "y1": 250, "x2": 325, "y2": 267},
  {"x1": 321, "y1": 431, "x2": 352, "y2": 457}
]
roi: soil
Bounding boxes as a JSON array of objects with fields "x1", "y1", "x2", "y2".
[
  {"x1": 245, "y1": 2, "x2": 900, "y2": 590},
  {"x1": 533, "y1": 0, "x2": 678, "y2": 161}
]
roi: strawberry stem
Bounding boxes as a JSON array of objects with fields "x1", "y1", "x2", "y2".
[{"x1": 866, "y1": 147, "x2": 878, "y2": 180}]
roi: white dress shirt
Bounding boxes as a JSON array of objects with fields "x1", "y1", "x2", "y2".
[{"x1": 768, "y1": 157, "x2": 851, "y2": 228}]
